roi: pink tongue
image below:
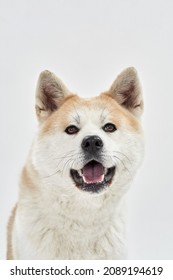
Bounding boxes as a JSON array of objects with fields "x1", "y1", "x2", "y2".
[{"x1": 83, "y1": 161, "x2": 104, "y2": 183}]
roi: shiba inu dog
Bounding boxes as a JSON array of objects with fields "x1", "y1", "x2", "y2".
[{"x1": 7, "y1": 67, "x2": 144, "y2": 259}]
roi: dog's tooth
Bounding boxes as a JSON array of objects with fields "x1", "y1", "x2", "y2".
[
  {"x1": 82, "y1": 175, "x2": 86, "y2": 183},
  {"x1": 100, "y1": 174, "x2": 105, "y2": 182},
  {"x1": 82, "y1": 174, "x2": 105, "y2": 184}
]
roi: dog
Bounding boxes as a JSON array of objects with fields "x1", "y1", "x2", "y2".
[{"x1": 7, "y1": 67, "x2": 144, "y2": 259}]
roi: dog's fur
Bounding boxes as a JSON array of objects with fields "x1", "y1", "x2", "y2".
[{"x1": 7, "y1": 67, "x2": 144, "y2": 259}]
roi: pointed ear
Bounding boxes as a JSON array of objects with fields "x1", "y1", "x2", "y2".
[
  {"x1": 35, "y1": 70, "x2": 70, "y2": 122},
  {"x1": 109, "y1": 67, "x2": 143, "y2": 118}
]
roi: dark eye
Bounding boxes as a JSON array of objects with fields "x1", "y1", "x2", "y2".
[
  {"x1": 65, "y1": 125, "x2": 79, "y2": 135},
  {"x1": 103, "y1": 123, "x2": 117, "y2": 133}
]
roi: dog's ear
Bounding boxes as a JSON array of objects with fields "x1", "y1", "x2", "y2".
[
  {"x1": 35, "y1": 70, "x2": 70, "y2": 122},
  {"x1": 108, "y1": 67, "x2": 143, "y2": 118}
]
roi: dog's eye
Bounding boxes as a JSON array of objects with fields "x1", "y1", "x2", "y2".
[
  {"x1": 65, "y1": 125, "x2": 79, "y2": 135},
  {"x1": 103, "y1": 123, "x2": 117, "y2": 133}
]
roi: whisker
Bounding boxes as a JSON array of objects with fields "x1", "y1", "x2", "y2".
[
  {"x1": 52, "y1": 149, "x2": 77, "y2": 160},
  {"x1": 104, "y1": 151, "x2": 132, "y2": 179},
  {"x1": 43, "y1": 169, "x2": 61, "y2": 179},
  {"x1": 61, "y1": 158, "x2": 73, "y2": 176},
  {"x1": 112, "y1": 151, "x2": 132, "y2": 164},
  {"x1": 43, "y1": 151, "x2": 82, "y2": 178},
  {"x1": 112, "y1": 155, "x2": 132, "y2": 179}
]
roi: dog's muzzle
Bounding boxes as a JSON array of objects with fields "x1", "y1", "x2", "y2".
[{"x1": 70, "y1": 135, "x2": 116, "y2": 193}]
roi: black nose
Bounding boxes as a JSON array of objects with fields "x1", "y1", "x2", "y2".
[{"x1": 81, "y1": 135, "x2": 103, "y2": 154}]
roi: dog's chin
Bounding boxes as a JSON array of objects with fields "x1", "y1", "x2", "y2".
[{"x1": 70, "y1": 160, "x2": 116, "y2": 194}]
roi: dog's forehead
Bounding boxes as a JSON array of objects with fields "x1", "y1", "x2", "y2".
[
  {"x1": 63, "y1": 95, "x2": 135, "y2": 127},
  {"x1": 41, "y1": 94, "x2": 141, "y2": 135},
  {"x1": 67, "y1": 99, "x2": 110, "y2": 125}
]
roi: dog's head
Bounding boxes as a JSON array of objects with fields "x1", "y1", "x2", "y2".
[{"x1": 32, "y1": 68, "x2": 144, "y2": 197}]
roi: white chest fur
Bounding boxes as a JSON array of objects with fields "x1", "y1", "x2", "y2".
[{"x1": 13, "y1": 191, "x2": 126, "y2": 260}]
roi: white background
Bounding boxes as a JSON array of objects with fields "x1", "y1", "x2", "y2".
[{"x1": 0, "y1": 0, "x2": 173, "y2": 260}]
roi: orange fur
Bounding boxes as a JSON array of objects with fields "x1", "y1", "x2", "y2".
[
  {"x1": 20, "y1": 165, "x2": 37, "y2": 190},
  {"x1": 7, "y1": 205, "x2": 17, "y2": 260}
]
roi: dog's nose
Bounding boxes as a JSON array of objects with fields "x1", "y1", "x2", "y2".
[{"x1": 81, "y1": 135, "x2": 103, "y2": 154}]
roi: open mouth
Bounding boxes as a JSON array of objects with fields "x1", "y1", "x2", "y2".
[{"x1": 70, "y1": 160, "x2": 116, "y2": 193}]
